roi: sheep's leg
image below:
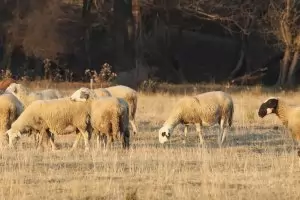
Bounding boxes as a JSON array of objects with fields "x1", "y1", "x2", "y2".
[
  {"x1": 101, "y1": 135, "x2": 108, "y2": 149},
  {"x1": 96, "y1": 134, "x2": 100, "y2": 149},
  {"x1": 96, "y1": 133, "x2": 106, "y2": 149},
  {"x1": 121, "y1": 129, "x2": 130, "y2": 149},
  {"x1": 130, "y1": 120, "x2": 138, "y2": 135},
  {"x1": 81, "y1": 130, "x2": 90, "y2": 152},
  {"x1": 195, "y1": 123, "x2": 204, "y2": 145},
  {"x1": 181, "y1": 125, "x2": 188, "y2": 144},
  {"x1": 218, "y1": 118, "x2": 227, "y2": 147},
  {"x1": 70, "y1": 132, "x2": 82, "y2": 151},
  {"x1": 36, "y1": 133, "x2": 44, "y2": 152},
  {"x1": 47, "y1": 131, "x2": 58, "y2": 151}
]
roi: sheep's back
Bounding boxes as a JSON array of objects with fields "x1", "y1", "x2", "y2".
[
  {"x1": 90, "y1": 97, "x2": 120, "y2": 130},
  {"x1": 106, "y1": 85, "x2": 137, "y2": 120},
  {"x1": 94, "y1": 88, "x2": 111, "y2": 97},
  {"x1": 173, "y1": 95, "x2": 221, "y2": 126},
  {"x1": 36, "y1": 99, "x2": 90, "y2": 133}
]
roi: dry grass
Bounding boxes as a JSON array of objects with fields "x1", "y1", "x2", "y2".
[{"x1": 2, "y1": 82, "x2": 300, "y2": 200}]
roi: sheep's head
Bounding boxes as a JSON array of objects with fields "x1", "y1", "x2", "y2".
[
  {"x1": 70, "y1": 87, "x2": 92, "y2": 102},
  {"x1": 5, "y1": 83, "x2": 18, "y2": 94},
  {"x1": 158, "y1": 126, "x2": 172, "y2": 144},
  {"x1": 5, "y1": 83, "x2": 27, "y2": 95},
  {"x1": 6, "y1": 129, "x2": 22, "y2": 148},
  {"x1": 258, "y1": 97, "x2": 279, "y2": 118}
]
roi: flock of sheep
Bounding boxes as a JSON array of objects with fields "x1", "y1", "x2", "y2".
[{"x1": 0, "y1": 82, "x2": 299, "y2": 155}]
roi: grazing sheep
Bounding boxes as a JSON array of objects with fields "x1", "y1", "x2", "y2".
[
  {"x1": 6, "y1": 98, "x2": 92, "y2": 152},
  {"x1": 158, "y1": 91, "x2": 234, "y2": 146},
  {"x1": 70, "y1": 87, "x2": 130, "y2": 149},
  {"x1": 0, "y1": 91, "x2": 24, "y2": 147},
  {"x1": 5, "y1": 83, "x2": 63, "y2": 107},
  {"x1": 258, "y1": 97, "x2": 300, "y2": 156},
  {"x1": 95, "y1": 85, "x2": 138, "y2": 135}
]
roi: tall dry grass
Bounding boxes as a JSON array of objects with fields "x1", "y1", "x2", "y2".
[{"x1": 2, "y1": 83, "x2": 300, "y2": 200}]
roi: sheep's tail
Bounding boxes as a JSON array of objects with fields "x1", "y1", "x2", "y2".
[
  {"x1": 228, "y1": 103, "x2": 234, "y2": 127},
  {"x1": 112, "y1": 112, "x2": 121, "y2": 142},
  {"x1": 129, "y1": 95, "x2": 137, "y2": 121}
]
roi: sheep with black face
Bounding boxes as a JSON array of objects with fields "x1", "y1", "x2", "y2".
[{"x1": 258, "y1": 97, "x2": 300, "y2": 156}]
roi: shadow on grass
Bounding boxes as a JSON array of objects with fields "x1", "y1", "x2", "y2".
[{"x1": 130, "y1": 125, "x2": 295, "y2": 154}]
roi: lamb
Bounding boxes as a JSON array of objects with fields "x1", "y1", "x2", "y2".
[
  {"x1": 5, "y1": 83, "x2": 63, "y2": 107},
  {"x1": 94, "y1": 85, "x2": 138, "y2": 135},
  {"x1": 158, "y1": 91, "x2": 234, "y2": 146},
  {"x1": 6, "y1": 98, "x2": 92, "y2": 152},
  {"x1": 258, "y1": 97, "x2": 300, "y2": 156},
  {"x1": 0, "y1": 91, "x2": 24, "y2": 147},
  {"x1": 70, "y1": 87, "x2": 130, "y2": 149}
]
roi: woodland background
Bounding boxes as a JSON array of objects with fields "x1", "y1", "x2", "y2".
[{"x1": 0, "y1": 0, "x2": 300, "y2": 89}]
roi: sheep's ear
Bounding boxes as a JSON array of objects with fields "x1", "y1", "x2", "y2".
[
  {"x1": 17, "y1": 131, "x2": 21, "y2": 137},
  {"x1": 80, "y1": 91, "x2": 89, "y2": 100},
  {"x1": 11, "y1": 86, "x2": 17, "y2": 93}
]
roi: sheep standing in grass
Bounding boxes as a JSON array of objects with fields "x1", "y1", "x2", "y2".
[
  {"x1": 70, "y1": 87, "x2": 130, "y2": 149},
  {"x1": 258, "y1": 97, "x2": 300, "y2": 156},
  {"x1": 94, "y1": 85, "x2": 138, "y2": 135},
  {"x1": 5, "y1": 83, "x2": 64, "y2": 147},
  {"x1": 0, "y1": 91, "x2": 24, "y2": 147},
  {"x1": 6, "y1": 98, "x2": 92, "y2": 152},
  {"x1": 158, "y1": 91, "x2": 234, "y2": 146},
  {"x1": 5, "y1": 83, "x2": 63, "y2": 107}
]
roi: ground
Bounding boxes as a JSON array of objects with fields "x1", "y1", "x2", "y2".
[{"x1": 1, "y1": 82, "x2": 300, "y2": 200}]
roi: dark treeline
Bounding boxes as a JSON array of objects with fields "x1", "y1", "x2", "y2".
[{"x1": 0, "y1": 0, "x2": 300, "y2": 88}]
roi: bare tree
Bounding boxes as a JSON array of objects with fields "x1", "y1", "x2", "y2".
[
  {"x1": 113, "y1": 0, "x2": 135, "y2": 73},
  {"x1": 264, "y1": 0, "x2": 300, "y2": 87},
  {"x1": 178, "y1": 0, "x2": 269, "y2": 80}
]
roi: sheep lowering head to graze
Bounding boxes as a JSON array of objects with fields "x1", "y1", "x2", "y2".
[
  {"x1": 71, "y1": 87, "x2": 130, "y2": 149},
  {"x1": 258, "y1": 97, "x2": 300, "y2": 156},
  {"x1": 5, "y1": 83, "x2": 63, "y2": 107},
  {"x1": 6, "y1": 98, "x2": 92, "y2": 152},
  {"x1": 6, "y1": 104, "x2": 53, "y2": 150},
  {"x1": 158, "y1": 91, "x2": 234, "y2": 147}
]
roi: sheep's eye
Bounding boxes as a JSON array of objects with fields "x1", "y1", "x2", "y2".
[{"x1": 161, "y1": 132, "x2": 166, "y2": 137}]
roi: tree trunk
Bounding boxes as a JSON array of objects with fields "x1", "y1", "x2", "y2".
[
  {"x1": 113, "y1": 0, "x2": 135, "y2": 73},
  {"x1": 286, "y1": 50, "x2": 299, "y2": 87},
  {"x1": 229, "y1": 34, "x2": 248, "y2": 79},
  {"x1": 82, "y1": 0, "x2": 93, "y2": 18},
  {"x1": 276, "y1": 48, "x2": 291, "y2": 86}
]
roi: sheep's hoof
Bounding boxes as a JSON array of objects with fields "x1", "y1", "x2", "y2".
[{"x1": 297, "y1": 150, "x2": 300, "y2": 157}]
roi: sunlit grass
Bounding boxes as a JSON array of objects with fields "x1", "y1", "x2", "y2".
[{"x1": 2, "y1": 82, "x2": 300, "y2": 200}]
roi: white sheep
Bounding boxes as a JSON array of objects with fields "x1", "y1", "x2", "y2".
[
  {"x1": 94, "y1": 85, "x2": 138, "y2": 135},
  {"x1": 6, "y1": 98, "x2": 92, "y2": 152},
  {"x1": 0, "y1": 91, "x2": 24, "y2": 147},
  {"x1": 93, "y1": 88, "x2": 111, "y2": 97},
  {"x1": 258, "y1": 97, "x2": 300, "y2": 156},
  {"x1": 158, "y1": 91, "x2": 234, "y2": 146},
  {"x1": 70, "y1": 87, "x2": 130, "y2": 149},
  {"x1": 5, "y1": 83, "x2": 64, "y2": 147},
  {"x1": 5, "y1": 83, "x2": 63, "y2": 107}
]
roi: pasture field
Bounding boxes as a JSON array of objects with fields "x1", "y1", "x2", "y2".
[{"x1": 1, "y1": 82, "x2": 300, "y2": 200}]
